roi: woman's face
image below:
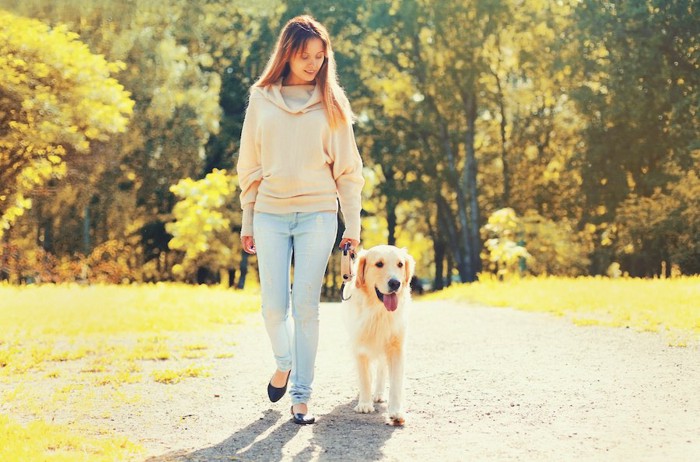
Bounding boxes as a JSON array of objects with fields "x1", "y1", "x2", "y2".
[{"x1": 286, "y1": 37, "x2": 325, "y2": 85}]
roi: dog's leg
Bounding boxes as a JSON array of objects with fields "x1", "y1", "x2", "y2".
[
  {"x1": 354, "y1": 354, "x2": 375, "y2": 413},
  {"x1": 387, "y1": 345, "x2": 405, "y2": 425},
  {"x1": 373, "y1": 359, "x2": 386, "y2": 403}
]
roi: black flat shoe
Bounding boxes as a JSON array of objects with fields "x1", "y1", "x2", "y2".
[
  {"x1": 267, "y1": 370, "x2": 291, "y2": 403},
  {"x1": 290, "y1": 406, "x2": 315, "y2": 425}
]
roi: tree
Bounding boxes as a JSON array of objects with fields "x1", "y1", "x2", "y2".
[
  {"x1": 1, "y1": 1, "x2": 252, "y2": 281},
  {"x1": 358, "y1": 0, "x2": 540, "y2": 282},
  {"x1": 0, "y1": 9, "x2": 133, "y2": 237},
  {"x1": 614, "y1": 161, "x2": 700, "y2": 276},
  {"x1": 166, "y1": 169, "x2": 248, "y2": 286},
  {"x1": 3, "y1": 0, "x2": 697, "y2": 283},
  {"x1": 482, "y1": 207, "x2": 592, "y2": 278},
  {"x1": 570, "y1": 0, "x2": 700, "y2": 275}
]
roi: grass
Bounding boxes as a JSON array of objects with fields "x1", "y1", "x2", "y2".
[
  {"x1": 0, "y1": 283, "x2": 259, "y2": 337},
  {"x1": 0, "y1": 283, "x2": 260, "y2": 462},
  {"x1": 3, "y1": 276, "x2": 696, "y2": 459},
  {"x1": 0, "y1": 414, "x2": 142, "y2": 462},
  {"x1": 152, "y1": 366, "x2": 210, "y2": 384},
  {"x1": 424, "y1": 275, "x2": 700, "y2": 346}
]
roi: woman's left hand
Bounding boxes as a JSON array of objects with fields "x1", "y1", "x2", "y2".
[{"x1": 339, "y1": 238, "x2": 359, "y2": 251}]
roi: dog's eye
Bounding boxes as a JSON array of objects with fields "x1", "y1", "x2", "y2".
[
  {"x1": 398, "y1": 262, "x2": 404, "y2": 268},
  {"x1": 375, "y1": 262, "x2": 384, "y2": 268}
]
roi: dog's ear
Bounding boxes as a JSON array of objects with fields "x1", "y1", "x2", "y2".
[
  {"x1": 402, "y1": 248, "x2": 415, "y2": 286},
  {"x1": 355, "y1": 250, "x2": 367, "y2": 288}
]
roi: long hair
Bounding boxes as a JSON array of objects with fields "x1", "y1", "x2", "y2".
[{"x1": 255, "y1": 15, "x2": 352, "y2": 129}]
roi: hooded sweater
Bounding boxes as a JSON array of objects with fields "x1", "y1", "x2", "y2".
[{"x1": 236, "y1": 80, "x2": 364, "y2": 240}]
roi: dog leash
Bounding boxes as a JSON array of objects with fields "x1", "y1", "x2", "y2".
[
  {"x1": 340, "y1": 282, "x2": 352, "y2": 302},
  {"x1": 340, "y1": 242, "x2": 355, "y2": 302}
]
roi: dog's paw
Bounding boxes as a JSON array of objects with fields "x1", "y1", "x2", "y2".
[
  {"x1": 387, "y1": 410, "x2": 405, "y2": 426},
  {"x1": 373, "y1": 394, "x2": 386, "y2": 403},
  {"x1": 354, "y1": 402, "x2": 375, "y2": 413}
]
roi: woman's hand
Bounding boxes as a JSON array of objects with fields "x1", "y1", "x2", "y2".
[
  {"x1": 339, "y1": 238, "x2": 359, "y2": 251},
  {"x1": 242, "y1": 236, "x2": 256, "y2": 254}
]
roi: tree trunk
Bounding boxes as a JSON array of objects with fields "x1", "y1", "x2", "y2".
[
  {"x1": 0, "y1": 231, "x2": 10, "y2": 282},
  {"x1": 385, "y1": 167, "x2": 398, "y2": 246},
  {"x1": 236, "y1": 251, "x2": 248, "y2": 289},
  {"x1": 446, "y1": 255, "x2": 453, "y2": 287},
  {"x1": 436, "y1": 193, "x2": 468, "y2": 282},
  {"x1": 36, "y1": 201, "x2": 54, "y2": 253},
  {"x1": 461, "y1": 90, "x2": 481, "y2": 281},
  {"x1": 496, "y1": 78, "x2": 510, "y2": 208},
  {"x1": 83, "y1": 203, "x2": 91, "y2": 256},
  {"x1": 439, "y1": 123, "x2": 472, "y2": 282},
  {"x1": 492, "y1": 36, "x2": 510, "y2": 208},
  {"x1": 433, "y1": 238, "x2": 446, "y2": 291},
  {"x1": 227, "y1": 268, "x2": 236, "y2": 288}
]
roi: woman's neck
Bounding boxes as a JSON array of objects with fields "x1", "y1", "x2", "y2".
[{"x1": 283, "y1": 76, "x2": 315, "y2": 86}]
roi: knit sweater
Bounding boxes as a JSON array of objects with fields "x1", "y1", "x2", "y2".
[{"x1": 236, "y1": 80, "x2": 364, "y2": 240}]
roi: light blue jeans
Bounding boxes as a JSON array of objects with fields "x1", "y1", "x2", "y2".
[{"x1": 253, "y1": 211, "x2": 337, "y2": 405}]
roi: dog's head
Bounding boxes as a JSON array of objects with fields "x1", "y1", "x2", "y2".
[{"x1": 355, "y1": 245, "x2": 415, "y2": 311}]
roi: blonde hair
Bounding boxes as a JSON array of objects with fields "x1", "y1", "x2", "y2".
[{"x1": 255, "y1": 15, "x2": 352, "y2": 129}]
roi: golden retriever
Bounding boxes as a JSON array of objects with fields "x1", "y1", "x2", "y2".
[{"x1": 342, "y1": 245, "x2": 415, "y2": 426}]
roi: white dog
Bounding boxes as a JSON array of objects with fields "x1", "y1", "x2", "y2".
[{"x1": 342, "y1": 245, "x2": 415, "y2": 426}]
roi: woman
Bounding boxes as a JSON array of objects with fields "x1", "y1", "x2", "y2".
[{"x1": 236, "y1": 15, "x2": 364, "y2": 425}]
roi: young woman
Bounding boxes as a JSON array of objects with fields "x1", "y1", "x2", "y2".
[{"x1": 236, "y1": 15, "x2": 364, "y2": 425}]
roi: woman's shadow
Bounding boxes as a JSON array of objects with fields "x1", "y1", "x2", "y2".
[{"x1": 147, "y1": 400, "x2": 401, "y2": 462}]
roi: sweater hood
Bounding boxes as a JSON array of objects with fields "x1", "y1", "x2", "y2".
[{"x1": 254, "y1": 79, "x2": 323, "y2": 114}]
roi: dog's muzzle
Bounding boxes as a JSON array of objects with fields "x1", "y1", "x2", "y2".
[{"x1": 375, "y1": 281, "x2": 400, "y2": 312}]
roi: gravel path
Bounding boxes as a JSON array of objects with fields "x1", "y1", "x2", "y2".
[{"x1": 132, "y1": 301, "x2": 699, "y2": 462}]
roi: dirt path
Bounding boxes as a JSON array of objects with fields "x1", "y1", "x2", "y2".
[{"x1": 129, "y1": 301, "x2": 699, "y2": 461}]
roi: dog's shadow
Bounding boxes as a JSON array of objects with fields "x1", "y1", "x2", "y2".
[
  {"x1": 147, "y1": 401, "x2": 401, "y2": 462},
  {"x1": 302, "y1": 400, "x2": 403, "y2": 461}
]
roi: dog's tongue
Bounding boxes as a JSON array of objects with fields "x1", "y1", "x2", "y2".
[{"x1": 383, "y1": 293, "x2": 399, "y2": 311}]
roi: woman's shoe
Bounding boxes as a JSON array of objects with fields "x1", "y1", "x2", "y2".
[
  {"x1": 267, "y1": 370, "x2": 291, "y2": 403},
  {"x1": 290, "y1": 405, "x2": 315, "y2": 425}
]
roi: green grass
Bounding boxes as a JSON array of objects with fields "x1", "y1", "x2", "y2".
[
  {"x1": 425, "y1": 275, "x2": 700, "y2": 345},
  {"x1": 0, "y1": 414, "x2": 142, "y2": 462},
  {"x1": 0, "y1": 283, "x2": 260, "y2": 337},
  {"x1": 0, "y1": 283, "x2": 260, "y2": 462}
]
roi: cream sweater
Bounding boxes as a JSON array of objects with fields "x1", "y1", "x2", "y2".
[{"x1": 236, "y1": 80, "x2": 364, "y2": 240}]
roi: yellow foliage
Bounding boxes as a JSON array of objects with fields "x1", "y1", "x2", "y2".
[
  {"x1": 167, "y1": 169, "x2": 242, "y2": 278},
  {"x1": 481, "y1": 208, "x2": 591, "y2": 277},
  {"x1": 0, "y1": 9, "x2": 134, "y2": 237}
]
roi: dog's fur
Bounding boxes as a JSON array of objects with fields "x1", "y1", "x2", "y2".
[{"x1": 342, "y1": 245, "x2": 415, "y2": 425}]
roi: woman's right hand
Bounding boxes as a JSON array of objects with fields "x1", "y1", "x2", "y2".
[{"x1": 242, "y1": 236, "x2": 256, "y2": 254}]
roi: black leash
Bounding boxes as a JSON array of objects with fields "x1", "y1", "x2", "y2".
[{"x1": 340, "y1": 282, "x2": 352, "y2": 301}]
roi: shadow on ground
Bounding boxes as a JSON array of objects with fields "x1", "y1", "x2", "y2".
[{"x1": 146, "y1": 400, "x2": 402, "y2": 462}]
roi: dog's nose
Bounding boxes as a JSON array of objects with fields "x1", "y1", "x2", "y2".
[{"x1": 388, "y1": 279, "x2": 401, "y2": 292}]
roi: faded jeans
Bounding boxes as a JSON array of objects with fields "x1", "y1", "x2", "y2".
[{"x1": 253, "y1": 211, "x2": 337, "y2": 404}]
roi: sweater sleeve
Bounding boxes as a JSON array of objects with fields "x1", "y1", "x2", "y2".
[
  {"x1": 236, "y1": 93, "x2": 262, "y2": 237},
  {"x1": 330, "y1": 120, "x2": 365, "y2": 241}
]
